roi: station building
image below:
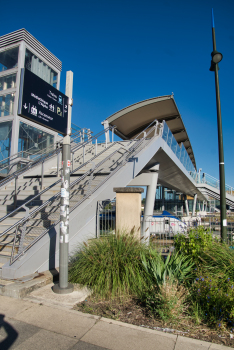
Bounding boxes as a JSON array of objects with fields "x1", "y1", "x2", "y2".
[{"x1": 0, "y1": 29, "x2": 62, "y2": 164}]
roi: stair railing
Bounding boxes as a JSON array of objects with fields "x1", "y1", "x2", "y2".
[{"x1": 7, "y1": 120, "x2": 161, "y2": 265}]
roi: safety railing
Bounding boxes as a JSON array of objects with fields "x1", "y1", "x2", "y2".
[
  {"x1": 198, "y1": 173, "x2": 234, "y2": 196},
  {"x1": 0, "y1": 126, "x2": 92, "y2": 178},
  {"x1": 162, "y1": 121, "x2": 195, "y2": 174},
  {"x1": 5, "y1": 120, "x2": 162, "y2": 265}
]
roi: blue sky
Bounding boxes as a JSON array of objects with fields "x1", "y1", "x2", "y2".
[{"x1": 2, "y1": 0, "x2": 234, "y2": 186}]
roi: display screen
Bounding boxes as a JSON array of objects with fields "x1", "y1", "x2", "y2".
[{"x1": 18, "y1": 68, "x2": 68, "y2": 135}]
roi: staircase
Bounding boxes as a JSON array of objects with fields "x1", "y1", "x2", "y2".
[{"x1": 0, "y1": 139, "x2": 129, "y2": 268}]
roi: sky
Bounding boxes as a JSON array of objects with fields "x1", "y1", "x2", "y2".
[{"x1": 2, "y1": 0, "x2": 234, "y2": 186}]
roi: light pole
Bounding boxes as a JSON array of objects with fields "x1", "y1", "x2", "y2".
[{"x1": 209, "y1": 9, "x2": 227, "y2": 243}]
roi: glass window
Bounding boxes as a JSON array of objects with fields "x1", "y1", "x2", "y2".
[
  {"x1": 0, "y1": 93, "x2": 15, "y2": 117},
  {"x1": 0, "y1": 121, "x2": 12, "y2": 164},
  {"x1": 0, "y1": 73, "x2": 17, "y2": 91},
  {"x1": 0, "y1": 47, "x2": 19, "y2": 72},
  {"x1": 18, "y1": 121, "x2": 54, "y2": 158},
  {"x1": 25, "y1": 49, "x2": 58, "y2": 88}
]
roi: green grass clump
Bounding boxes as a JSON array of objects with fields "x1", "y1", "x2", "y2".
[{"x1": 69, "y1": 232, "x2": 152, "y2": 299}]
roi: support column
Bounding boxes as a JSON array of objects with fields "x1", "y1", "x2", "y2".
[
  {"x1": 192, "y1": 194, "x2": 197, "y2": 217},
  {"x1": 185, "y1": 198, "x2": 189, "y2": 216},
  {"x1": 101, "y1": 120, "x2": 110, "y2": 143},
  {"x1": 162, "y1": 186, "x2": 165, "y2": 211},
  {"x1": 143, "y1": 165, "x2": 159, "y2": 243},
  {"x1": 202, "y1": 200, "x2": 205, "y2": 212}
]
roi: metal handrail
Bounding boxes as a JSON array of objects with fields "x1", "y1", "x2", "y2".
[
  {"x1": 0, "y1": 125, "x2": 115, "y2": 190},
  {"x1": 8, "y1": 122, "x2": 161, "y2": 264},
  {"x1": 0, "y1": 130, "x2": 120, "y2": 230}
]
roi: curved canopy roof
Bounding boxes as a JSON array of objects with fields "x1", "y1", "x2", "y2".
[{"x1": 105, "y1": 95, "x2": 196, "y2": 170}]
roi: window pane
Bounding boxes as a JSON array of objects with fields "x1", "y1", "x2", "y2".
[
  {"x1": 0, "y1": 93, "x2": 15, "y2": 116},
  {"x1": 0, "y1": 47, "x2": 19, "y2": 72},
  {"x1": 18, "y1": 121, "x2": 54, "y2": 158},
  {"x1": 0, "y1": 121, "x2": 12, "y2": 166},
  {"x1": 0, "y1": 73, "x2": 17, "y2": 91},
  {"x1": 25, "y1": 49, "x2": 58, "y2": 88}
]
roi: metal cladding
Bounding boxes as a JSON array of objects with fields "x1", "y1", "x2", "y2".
[{"x1": 0, "y1": 29, "x2": 62, "y2": 71}]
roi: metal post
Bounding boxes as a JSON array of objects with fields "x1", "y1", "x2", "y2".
[
  {"x1": 57, "y1": 151, "x2": 60, "y2": 177},
  {"x1": 95, "y1": 139, "x2": 97, "y2": 156},
  {"x1": 14, "y1": 176, "x2": 18, "y2": 209},
  {"x1": 210, "y1": 9, "x2": 227, "y2": 242},
  {"x1": 192, "y1": 194, "x2": 197, "y2": 217},
  {"x1": 53, "y1": 71, "x2": 74, "y2": 294},
  {"x1": 41, "y1": 161, "x2": 44, "y2": 190}
]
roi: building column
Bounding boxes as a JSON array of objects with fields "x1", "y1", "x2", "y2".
[
  {"x1": 143, "y1": 165, "x2": 159, "y2": 243},
  {"x1": 185, "y1": 198, "x2": 189, "y2": 216},
  {"x1": 202, "y1": 200, "x2": 205, "y2": 211},
  {"x1": 162, "y1": 186, "x2": 165, "y2": 211},
  {"x1": 192, "y1": 194, "x2": 197, "y2": 217},
  {"x1": 101, "y1": 120, "x2": 110, "y2": 143}
]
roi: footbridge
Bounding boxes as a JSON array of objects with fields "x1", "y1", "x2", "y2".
[
  {"x1": 196, "y1": 173, "x2": 234, "y2": 209},
  {"x1": 0, "y1": 95, "x2": 229, "y2": 279}
]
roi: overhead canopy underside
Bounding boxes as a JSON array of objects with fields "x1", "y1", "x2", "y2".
[{"x1": 105, "y1": 95, "x2": 196, "y2": 170}]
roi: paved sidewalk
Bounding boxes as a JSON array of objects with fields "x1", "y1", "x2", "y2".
[{"x1": 0, "y1": 290, "x2": 233, "y2": 350}]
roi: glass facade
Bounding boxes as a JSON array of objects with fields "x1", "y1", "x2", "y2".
[
  {"x1": 0, "y1": 121, "x2": 12, "y2": 162},
  {"x1": 25, "y1": 49, "x2": 58, "y2": 88},
  {"x1": 0, "y1": 73, "x2": 16, "y2": 91},
  {"x1": 18, "y1": 121, "x2": 54, "y2": 158},
  {"x1": 0, "y1": 46, "x2": 19, "y2": 72},
  {"x1": 0, "y1": 93, "x2": 15, "y2": 117}
]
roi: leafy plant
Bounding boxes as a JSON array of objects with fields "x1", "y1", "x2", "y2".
[
  {"x1": 192, "y1": 272, "x2": 234, "y2": 328},
  {"x1": 141, "y1": 250, "x2": 194, "y2": 287},
  {"x1": 174, "y1": 226, "x2": 213, "y2": 261},
  {"x1": 69, "y1": 232, "x2": 151, "y2": 299}
]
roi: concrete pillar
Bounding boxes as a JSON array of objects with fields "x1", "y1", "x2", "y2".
[
  {"x1": 114, "y1": 187, "x2": 144, "y2": 239},
  {"x1": 101, "y1": 120, "x2": 110, "y2": 143},
  {"x1": 202, "y1": 200, "x2": 205, "y2": 211},
  {"x1": 143, "y1": 165, "x2": 159, "y2": 243},
  {"x1": 185, "y1": 199, "x2": 189, "y2": 216},
  {"x1": 162, "y1": 186, "x2": 165, "y2": 211},
  {"x1": 192, "y1": 194, "x2": 197, "y2": 217}
]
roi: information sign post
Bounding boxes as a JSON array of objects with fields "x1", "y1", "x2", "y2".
[{"x1": 53, "y1": 71, "x2": 74, "y2": 294}]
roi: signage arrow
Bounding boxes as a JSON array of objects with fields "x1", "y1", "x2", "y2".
[{"x1": 23, "y1": 103, "x2": 28, "y2": 109}]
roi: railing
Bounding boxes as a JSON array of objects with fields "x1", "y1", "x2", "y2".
[
  {"x1": 198, "y1": 173, "x2": 234, "y2": 196},
  {"x1": 162, "y1": 121, "x2": 196, "y2": 174},
  {"x1": 0, "y1": 126, "x2": 92, "y2": 178},
  {"x1": 5, "y1": 120, "x2": 162, "y2": 265}
]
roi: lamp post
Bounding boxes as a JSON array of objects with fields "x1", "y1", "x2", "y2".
[{"x1": 209, "y1": 9, "x2": 227, "y2": 243}]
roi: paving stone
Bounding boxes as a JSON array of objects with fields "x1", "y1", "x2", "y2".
[
  {"x1": 0, "y1": 295, "x2": 33, "y2": 318},
  {"x1": 13, "y1": 329, "x2": 78, "y2": 350},
  {"x1": 174, "y1": 335, "x2": 211, "y2": 350},
  {"x1": 0, "y1": 317, "x2": 40, "y2": 350},
  {"x1": 71, "y1": 340, "x2": 109, "y2": 350},
  {"x1": 81, "y1": 319, "x2": 176, "y2": 350},
  {"x1": 14, "y1": 303, "x2": 97, "y2": 338}
]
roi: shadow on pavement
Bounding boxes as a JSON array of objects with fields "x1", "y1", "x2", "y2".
[{"x1": 0, "y1": 314, "x2": 18, "y2": 350}]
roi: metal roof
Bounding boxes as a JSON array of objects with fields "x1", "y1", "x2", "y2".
[
  {"x1": 0, "y1": 29, "x2": 62, "y2": 71},
  {"x1": 105, "y1": 95, "x2": 196, "y2": 170}
]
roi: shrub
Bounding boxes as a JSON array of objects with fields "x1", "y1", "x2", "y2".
[
  {"x1": 192, "y1": 272, "x2": 234, "y2": 328},
  {"x1": 68, "y1": 232, "x2": 152, "y2": 299},
  {"x1": 174, "y1": 226, "x2": 213, "y2": 261},
  {"x1": 198, "y1": 242, "x2": 234, "y2": 281},
  {"x1": 145, "y1": 278, "x2": 189, "y2": 322},
  {"x1": 140, "y1": 251, "x2": 193, "y2": 321},
  {"x1": 141, "y1": 250, "x2": 194, "y2": 288}
]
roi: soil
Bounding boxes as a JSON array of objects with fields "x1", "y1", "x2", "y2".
[{"x1": 73, "y1": 296, "x2": 234, "y2": 348}]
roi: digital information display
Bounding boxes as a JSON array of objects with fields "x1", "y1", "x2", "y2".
[{"x1": 18, "y1": 68, "x2": 69, "y2": 135}]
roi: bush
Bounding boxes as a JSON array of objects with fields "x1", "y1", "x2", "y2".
[
  {"x1": 68, "y1": 232, "x2": 152, "y2": 299},
  {"x1": 174, "y1": 226, "x2": 213, "y2": 262},
  {"x1": 140, "y1": 251, "x2": 193, "y2": 321},
  {"x1": 198, "y1": 242, "x2": 234, "y2": 281},
  {"x1": 192, "y1": 272, "x2": 234, "y2": 328}
]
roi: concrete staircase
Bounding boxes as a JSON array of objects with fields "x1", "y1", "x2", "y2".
[{"x1": 0, "y1": 141, "x2": 129, "y2": 268}]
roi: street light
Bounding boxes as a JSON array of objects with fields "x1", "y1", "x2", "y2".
[{"x1": 209, "y1": 9, "x2": 227, "y2": 243}]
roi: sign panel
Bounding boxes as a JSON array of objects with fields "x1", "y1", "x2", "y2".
[{"x1": 18, "y1": 68, "x2": 69, "y2": 135}]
